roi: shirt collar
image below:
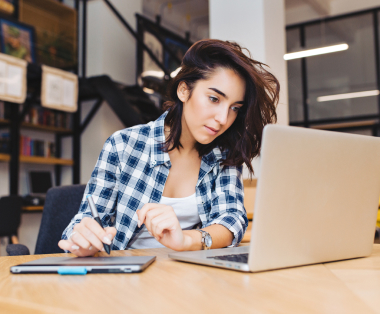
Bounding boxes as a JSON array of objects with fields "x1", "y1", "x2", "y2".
[
  {"x1": 148, "y1": 111, "x2": 171, "y2": 167},
  {"x1": 148, "y1": 110, "x2": 225, "y2": 168}
]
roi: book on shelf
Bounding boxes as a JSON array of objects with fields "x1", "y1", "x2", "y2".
[
  {"x1": 19, "y1": 136, "x2": 55, "y2": 158},
  {"x1": 0, "y1": 103, "x2": 72, "y2": 131},
  {"x1": 0, "y1": 133, "x2": 56, "y2": 157},
  {"x1": 0, "y1": 131, "x2": 9, "y2": 153},
  {"x1": 24, "y1": 106, "x2": 72, "y2": 130}
]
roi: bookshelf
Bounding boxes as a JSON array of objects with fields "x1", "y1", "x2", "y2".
[
  {"x1": 0, "y1": 153, "x2": 73, "y2": 165},
  {"x1": 1, "y1": 103, "x2": 74, "y2": 170},
  {"x1": 0, "y1": 119, "x2": 72, "y2": 133},
  {"x1": 21, "y1": 122, "x2": 73, "y2": 134},
  {"x1": 22, "y1": 206, "x2": 44, "y2": 212},
  {"x1": 20, "y1": 155, "x2": 73, "y2": 165},
  {"x1": 0, "y1": 153, "x2": 9, "y2": 162},
  {"x1": 0, "y1": 62, "x2": 81, "y2": 195}
]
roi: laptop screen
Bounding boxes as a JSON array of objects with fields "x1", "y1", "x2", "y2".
[{"x1": 29, "y1": 171, "x2": 53, "y2": 194}]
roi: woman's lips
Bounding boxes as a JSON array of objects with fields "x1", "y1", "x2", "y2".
[{"x1": 205, "y1": 126, "x2": 219, "y2": 135}]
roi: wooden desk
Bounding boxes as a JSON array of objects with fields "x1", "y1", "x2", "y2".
[{"x1": 0, "y1": 245, "x2": 379, "y2": 313}]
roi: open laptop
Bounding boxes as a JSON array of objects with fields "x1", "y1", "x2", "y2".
[
  {"x1": 23, "y1": 171, "x2": 53, "y2": 206},
  {"x1": 169, "y1": 125, "x2": 380, "y2": 272}
]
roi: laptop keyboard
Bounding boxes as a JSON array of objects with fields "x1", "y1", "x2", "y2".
[{"x1": 207, "y1": 253, "x2": 248, "y2": 263}]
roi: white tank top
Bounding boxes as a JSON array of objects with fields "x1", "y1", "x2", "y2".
[{"x1": 127, "y1": 193, "x2": 201, "y2": 249}]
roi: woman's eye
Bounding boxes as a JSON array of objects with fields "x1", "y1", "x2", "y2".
[
  {"x1": 231, "y1": 106, "x2": 240, "y2": 112},
  {"x1": 209, "y1": 96, "x2": 219, "y2": 103}
]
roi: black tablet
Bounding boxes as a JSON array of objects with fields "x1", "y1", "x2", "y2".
[{"x1": 10, "y1": 256, "x2": 156, "y2": 274}]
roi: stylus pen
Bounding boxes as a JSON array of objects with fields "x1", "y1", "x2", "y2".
[{"x1": 86, "y1": 195, "x2": 111, "y2": 254}]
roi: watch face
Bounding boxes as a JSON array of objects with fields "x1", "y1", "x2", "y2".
[{"x1": 205, "y1": 234, "x2": 212, "y2": 248}]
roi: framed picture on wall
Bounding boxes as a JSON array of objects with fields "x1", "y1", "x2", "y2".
[
  {"x1": 136, "y1": 14, "x2": 191, "y2": 79},
  {"x1": 0, "y1": 0, "x2": 18, "y2": 18},
  {"x1": 0, "y1": 18, "x2": 36, "y2": 63}
]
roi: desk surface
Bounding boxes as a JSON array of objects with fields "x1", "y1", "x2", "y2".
[{"x1": 0, "y1": 244, "x2": 379, "y2": 314}]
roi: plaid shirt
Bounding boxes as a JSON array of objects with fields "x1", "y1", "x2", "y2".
[{"x1": 62, "y1": 111, "x2": 248, "y2": 250}]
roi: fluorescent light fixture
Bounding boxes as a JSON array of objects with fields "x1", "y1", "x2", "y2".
[
  {"x1": 317, "y1": 90, "x2": 380, "y2": 102},
  {"x1": 141, "y1": 68, "x2": 181, "y2": 79},
  {"x1": 284, "y1": 43, "x2": 349, "y2": 60},
  {"x1": 143, "y1": 87, "x2": 155, "y2": 94},
  {"x1": 141, "y1": 70, "x2": 165, "y2": 78},
  {"x1": 170, "y1": 67, "x2": 181, "y2": 78}
]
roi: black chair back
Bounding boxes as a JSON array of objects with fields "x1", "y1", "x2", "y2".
[
  {"x1": 34, "y1": 184, "x2": 86, "y2": 254},
  {"x1": 0, "y1": 196, "x2": 23, "y2": 238}
]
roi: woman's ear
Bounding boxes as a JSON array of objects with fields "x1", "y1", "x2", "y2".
[{"x1": 177, "y1": 81, "x2": 189, "y2": 102}]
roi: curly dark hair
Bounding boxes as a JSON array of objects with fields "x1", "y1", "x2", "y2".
[{"x1": 163, "y1": 39, "x2": 279, "y2": 174}]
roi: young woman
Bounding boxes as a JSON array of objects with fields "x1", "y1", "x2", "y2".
[{"x1": 59, "y1": 39, "x2": 279, "y2": 256}]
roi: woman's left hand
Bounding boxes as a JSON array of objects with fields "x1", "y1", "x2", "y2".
[{"x1": 137, "y1": 203, "x2": 188, "y2": 251}]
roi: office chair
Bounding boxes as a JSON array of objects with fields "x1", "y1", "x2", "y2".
[
  {"x1": 0, "y1": 195, "x2": 24, "y2": 254},
  {"x1": 6, "y1": 184, "x2": 86, "y2": 256}
]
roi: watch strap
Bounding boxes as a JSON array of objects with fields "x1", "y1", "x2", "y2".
[{"x1": 196, "y1": 229, "x2": 211, "y2": 250}]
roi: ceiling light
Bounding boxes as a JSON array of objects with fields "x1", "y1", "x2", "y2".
[
  {"x1": 141, "y1": 70, "x2": 165, "y2": 78},
  {"x1": 170, "y1": 67, "x2": 181, "y2": 78},
  {"x1": 317, "y1": 90, "x2": 379, "y2": 102},
  {"x1": 284, "y1": 44, "x2": 349, "y2": 60},
  {"x1": 141, "y1": 68, "x2": 181, "y2": 79},
  {"x1": 143, "y1": 87, "x2": 155, "y2": 94}
]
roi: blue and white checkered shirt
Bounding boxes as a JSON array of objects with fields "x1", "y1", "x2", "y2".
[{"x1": 62, "y1": 111, "x2": 248, "y2": 250}]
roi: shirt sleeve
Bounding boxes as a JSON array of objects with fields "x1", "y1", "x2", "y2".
[
  {"x1": 205, "y1": 165, "x2": 248, "y2": 247},
  {"x1": 61, "y1": 134, "x2": 121, "y2": 241}
]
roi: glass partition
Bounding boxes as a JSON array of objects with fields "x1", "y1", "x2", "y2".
[
  {"x1": 305, "y1": 13, "x2": 377, "y2": 121},
  {"x1": 286, "y1": 9, "x2": 380, "y2": 129}
]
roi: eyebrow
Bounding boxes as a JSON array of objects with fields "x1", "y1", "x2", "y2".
[{"x1": 208, "y1": 88, "x2": 244, "y2": 105}]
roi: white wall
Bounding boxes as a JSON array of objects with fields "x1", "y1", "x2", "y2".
[
  {"x1": 81, "y1": 101, "x2": 125, "y2": 183},
  {"x1": 87, "y1": 0, "x2": 142, "y2": 85},
  {"x1": 209, "y1": 0, "x2": 288, "y2": 127},
  {"x1": 209, "y1": 0, "x2": 289, "y2": 178}
]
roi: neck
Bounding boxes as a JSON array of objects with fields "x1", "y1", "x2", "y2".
[{"x1": 165, "y1": 120, "x2": 197, "y2": 156}]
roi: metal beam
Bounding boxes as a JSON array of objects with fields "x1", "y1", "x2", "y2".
[
  {"x1": 104, "y1": 0, "x2": 171, "y2": 77},
  {"x1": 304, "y1": 0, "x2": 330, "y2": 16},
  {"x1": 80, "y1": 98, "x2": 103, "y2": 133},
  {"x1": 9, "y1": 103, "x2": 20, "y2": 195}
]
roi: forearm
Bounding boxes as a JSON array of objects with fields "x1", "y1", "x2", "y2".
[{"x1": 182, "y1": 224, "x2": 234, "y2": 251}]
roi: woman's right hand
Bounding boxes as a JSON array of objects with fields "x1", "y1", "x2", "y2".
[{"x1": 58, "y1": 217, "x2": 116, "y2": 257}]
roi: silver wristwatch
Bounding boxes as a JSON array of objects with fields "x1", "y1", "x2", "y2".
[{"x1": 196, "y1": 229, "x2": 212, "y2": 250}]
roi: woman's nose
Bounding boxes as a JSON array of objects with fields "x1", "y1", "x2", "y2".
[{"x1": 214, "y1": 107, "x2": 229, "y2": 125}]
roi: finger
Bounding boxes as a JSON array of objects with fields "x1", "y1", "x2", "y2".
[
  {"x1": 58, "y1": 240, "x2": 98, "y2": 257},
  {"x1": 79, "y1": 225, "x2": 106, "y2": 251},
  {"x1": 152, "y1": 216, "x2": 178, "y2": 240},
  {"x1": 150, "y1": 212, "x2": 174, "y2": 239},
  {"x1": 104, "y1": 227, "x2": 117, "y2": 238},
  {"x1": 137, "y1": 203, "x2": 166, "y2": 228},
  {"x1": 82, "y1": 218, "x2": 113, "y2": 247},
  {"x1": 70, "y1": 229, "x2": 91, "y2": 250},
  {"x1": 58, "y1": 239, "x2": 74, "y2": 251},
  {"x1": 144, "y1": 208, "x2": 167, "y2": 234}
]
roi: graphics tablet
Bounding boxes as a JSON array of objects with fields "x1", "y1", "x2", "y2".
[{"x1": 10, "y1": 256, "x2": 156, "y2": 274}]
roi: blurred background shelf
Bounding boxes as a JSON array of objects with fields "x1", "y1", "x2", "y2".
[
  {"x1": 0, "y1": 153, "x2": 10, "y2": 162},
  {"x1": 20, "y1": 122, "x2": 72, "y2": 134},
  {"x1": 0, "y1": 154, "x2": 73, "y2": 165},
  {"x1": 20, "y1": 155, "x2": 73, "y2": 165},
  {"x1": 22, "y1": 206, "x2": 43, "y2": 211}
]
